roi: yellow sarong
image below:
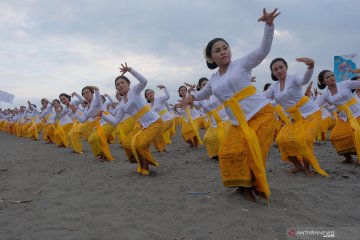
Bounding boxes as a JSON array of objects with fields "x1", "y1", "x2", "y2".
[
  {"x1": 93, "y1": 112, "x2": 114, "y2": 160},
  {"x1": 285, "y1": 96, "x2": 328, "y2": 176},
  {"x1": 185, "y1": 107, "x2": 203, "y2": 145},
  {"x1": 336, "y1": 97, "x2": 360, "y2": 164},
  {"x1": 221, "y1": 85, "x2": 272, "y2": 201}
]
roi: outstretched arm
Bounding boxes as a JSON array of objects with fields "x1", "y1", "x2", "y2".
[
  {"x1": 294, "y1": 58, "x2": 315, "y2": 86},
  {"x1": 243, "y1": 8, "x2": 280, "y2": 70},
  {"x1": 102, "y1": 108, "x2": 125, "y2": 126},
  {"x1": 119, "y1": 62, "x2": 148, "y2": 94},
  {"x1": 157, "y1": 85, "x2": 170, "y2": 103}
]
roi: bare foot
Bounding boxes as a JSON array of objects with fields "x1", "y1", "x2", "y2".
[
  {"x1": 128, "y1": 156, "x2": 137, "y2": 163},
  {"x1": 288, "y1": 167, "x2": 303, "y2": 174},
  {"x1": 98, "y1": 155, "x2": 107, "y2": 162},
  {"x1": 242, "y1": 188, "x2": 256, "y2": 202},
  {"x1": 303, "y1": 162, "x2": 315, "y2": 176},
  {"x1": 303, "y1": 167, "x2": 315, "y2": 176},
  {"x1": 341, "y1": 157, "x2": 354, "y2": 163}
]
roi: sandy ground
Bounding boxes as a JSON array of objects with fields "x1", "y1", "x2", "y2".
[{"x1": 0, "y1": 129, "x2": 359, "y2": 240}]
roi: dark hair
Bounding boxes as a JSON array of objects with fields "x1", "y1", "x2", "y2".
[
  {"x1": 115, "y1": 75, "x2": 131, "y2": 86},
  {"x1": 205, "y1": 38, "x2": 230, "y2": 69},
  {"x1": 263, "y1": 83, "x2": 272, "y2": 92},
  {"x1": 351, "y1": 76, "x2": 360, "y2": 92},
  {"x1": 41, "y1": 98, "x2": 48, "y2": 103},
  {"x1": 144, "y1": 89, "x2": 154, "y2": 103},
  {"x1": 52, "y1": 99, "x2": 61, "y2": 105},
  {"x1": 59, "y1": 93, "x2": 71, "y2": 102},
  {"x1": 317, "y1": 70, "x2": 331, "y2": 90},
  {"x1": 197, "y1": 77, "x2": 209, "y2": 91},
  {"x1": 178, "y1": 85, "x2": 187, "y2": 97},
  {"x1": 270, "y1": 58, "x2": 288, "y2": 81},
  {"x1": 81, "y1": 86, "x2": 95, "y2": 96}
]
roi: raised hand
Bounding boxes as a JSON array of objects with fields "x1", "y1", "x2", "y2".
[
  {"x1": 296, "y1": 57, "x2": 315, "y2": 69},
  {"x1": 258, "y1": 8, "x2": 281, "y2": 26},
  {"x1": 184, "y1": 82, "x2": 195, "y2": 88},
  {"x1": 175, "y1": 94, "x2": 195, "y2": 109},
  {"x1": 314, "y1": 88, "x2": 318, "y2": 97},
  {"x1": 90, "y1": 86, "x2": 99, "y2": 91},
  {"x1": 119, "y1": 62, "x2": 132, "y2": 76},
  {"x1": 69, "y1": 104, "x2": 77, "y2": 113}
]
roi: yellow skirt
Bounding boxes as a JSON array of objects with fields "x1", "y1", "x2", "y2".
[
  {"x1": 203, "y1": 121, "x2": 231, "y2": 158},
  {"x1": 0, "y1": 120, "x2": 5, "y2": 131},
  {"x1": 169, "y1": 118, "x2": 176, "y2": 138},
  {"x1": 21, "y1": 122, "x2": 33, "y2": 138},
  {"x1": 123, "y1": 119, "x2": 163, "y2": 167},
  {"x1": 0, "y1": 120, "x2": 6, "y2": 132},
  {"x1": 218, "y1": 104, "x2": 274, "y2": 195},
  {"x1": 54, "y1": 123, "x2": 73, "y2": 147},
  {"x1": 88, "y1": 123, "x2": 115, "y2": 159},
  {"x1": 197, "y1": 116, "x2": 206, "y2": 129},
  {"x1": 181, "y1": 120, "x2": 197, "y2": 142},
  {"x1": 118, "y1": 117, "x2": 136, "y2": 145},
  {"x1": 318, "y1": 117, "x2": 336, "y2": 141},
  {"x1": 276, "y1": 110, "x2": 321, "y2": 163},
  {"x1": 67, "y1": 121, "x2": 85, "y2": 153},
  {"x1": 329, "y1": 118, "x2": 360, "y2": 155},
  {"x1": 25, "y1": 121, "x2": 40, "y2": 140},
  {"x1": 274, "y1": 119, "x2": 285, "y2": 140},
  {"x1": 153, "y1": 119, "x2": 174, "y2": 151},
  {"x1": 44, "y1": 124, "x2": 56, "y2": 143}
]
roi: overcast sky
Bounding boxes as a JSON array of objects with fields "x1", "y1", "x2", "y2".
[{"x1": 0, "y1": 0, "x2": 359, "y2": 109}]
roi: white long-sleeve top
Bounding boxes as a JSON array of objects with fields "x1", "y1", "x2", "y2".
[
  {"x1": 57, "y1": 93, "x2": 85, "y2": 120},
  {"x1": 39, "y1": 104, "x2": 52, "y2": 120},
  {"x1": 316, "y1": 80, "x2": 360, "y2": 119},
  {"x1": 193, "y1": 24, "x2": 274, "y2": 125},
  {"x1": 74, "y1": 90, "x2": 102, "y2": 123},
  {"x1": 29, "y1": 108, "x2": 41, "y2": 123},
  {"x1": 176, "y1": 104, "x2": 201, "y2": 123},
  {"x1": 110, "y1": 100, "x2": 131, "y2": 123},
  {"x1": 152, "y1": 87, "x2": 173, "y2": 122},
  {"x1": 263, "y1": 68, "x2": 319, "y2": 118},
  {"x1": 102, "y1": 69, "x2": 159, "y2": 128},
  {"x1": 194, "y1": 95, "x2": 228, "y2": 127}
]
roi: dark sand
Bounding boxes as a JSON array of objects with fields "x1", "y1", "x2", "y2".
[{"x1": 0, "y1": 130, "x2": 359, "y2": 240}]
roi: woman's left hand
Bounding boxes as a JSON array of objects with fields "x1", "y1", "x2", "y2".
[
  {"x1": 296, "y1": 57, "x2": 315, "y2": 69},
  {"x1": 119, "y1": 62, "x2": 132, "y2": 76},
  {"x1": 258, "y1": 8, "x2": 281, "y2": 26}
]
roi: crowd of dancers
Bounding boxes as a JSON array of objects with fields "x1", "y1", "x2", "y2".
[{"x1": 1, "y1": 8, "x2": 360, "y2": 203}]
